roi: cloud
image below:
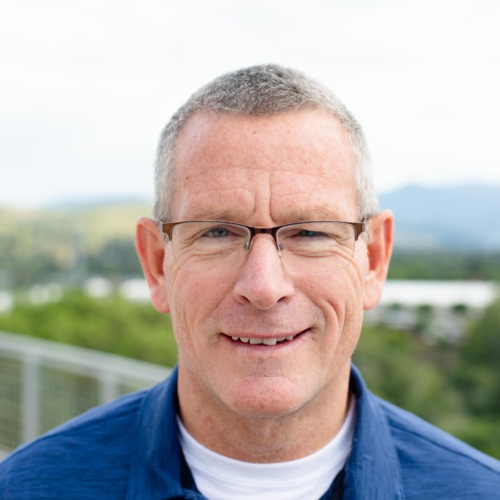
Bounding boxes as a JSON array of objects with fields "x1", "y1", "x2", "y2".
[{"x1": 1, "y1": 0, "x2": 499, "y2": 206}]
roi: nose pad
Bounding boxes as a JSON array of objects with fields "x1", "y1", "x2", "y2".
[
  {"x1": 243, "y1": 233, "x2": 283, "y2": 257},
  {"x1": 277, "y1": 241, "x2": 284, "y2": 257}
]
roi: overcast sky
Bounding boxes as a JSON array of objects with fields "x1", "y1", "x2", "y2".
[{"x1": 1, "y1": 0, "x2": 499, "y2": 208}]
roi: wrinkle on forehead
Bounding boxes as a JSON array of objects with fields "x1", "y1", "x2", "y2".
[
  {"x1": 171, "y1": 111, "x2": 358, "y2": 223},
  {"x1": 176, "y1": 166, "x2": 265, "y2": 221},
  {"x1": 178, "y1": 190, "x2": 256, "y2": 222},
  {"x1": 176, "y1": 166, "x2": 356, "y2": 224}
]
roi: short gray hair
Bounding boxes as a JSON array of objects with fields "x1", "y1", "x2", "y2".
[{"x1": 154, "y1": 64, "x2": 379, "y2": 221}]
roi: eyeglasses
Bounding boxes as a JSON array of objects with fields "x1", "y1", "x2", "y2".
[{"x1": 158, "y1": 220, "x2": 366, "y2": 274}]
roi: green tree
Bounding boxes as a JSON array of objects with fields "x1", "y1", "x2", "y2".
[
  {"x1": 0, "y1": 291, "x2": 178, "y2": 367},
  {"x1": 453, "y1": 299, "x2": 500, "y2": 415}
]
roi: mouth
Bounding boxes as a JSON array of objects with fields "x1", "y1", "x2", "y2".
[{"x1": 228, "y1": 332, "x2": 303, "y2": 346}]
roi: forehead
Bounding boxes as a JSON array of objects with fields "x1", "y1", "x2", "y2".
[{"x1": 171, "y1": 110, "x2": 358, "y2": 222}]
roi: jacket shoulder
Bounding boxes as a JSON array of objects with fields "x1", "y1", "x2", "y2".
[
  {"x1": 378, "y1": 398, "x2": 500, "y2": 498},
  {"x1": 0, "y1": 388, "x2": 148, "y2": 499}
]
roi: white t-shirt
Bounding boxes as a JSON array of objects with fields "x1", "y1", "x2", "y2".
[{"x1": 177, "y1": 398, "x2": 355, "y2": 500}]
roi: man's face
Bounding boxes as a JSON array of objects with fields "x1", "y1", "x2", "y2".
[{"x1": 154, "y1": 110, "x2": 384, "y2": 419}]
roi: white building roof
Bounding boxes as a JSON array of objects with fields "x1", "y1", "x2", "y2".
[{"x1": 380, "y1": 280, "x2": 500, "y2": 308}]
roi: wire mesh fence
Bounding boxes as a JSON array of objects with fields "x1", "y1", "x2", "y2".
[{"x1": 0, "y1": 331, "x2": 170, "y2": 459}]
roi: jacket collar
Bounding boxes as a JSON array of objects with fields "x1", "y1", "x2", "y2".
[
  {"x1": 126, "y1": 365, "x2": 405, "y2": 499},
  {"x1": 126, "y1": 367, "x2": 203, "y2": 499},
  {"x1": 343, "y1": 366, "x2": 405, "y2": 499}
]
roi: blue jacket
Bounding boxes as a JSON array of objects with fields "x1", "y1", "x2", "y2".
[{"x1": 1, "y1": 366, "x2": 498, "y2": 499}]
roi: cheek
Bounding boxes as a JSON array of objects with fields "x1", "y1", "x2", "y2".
[
  {"x1": 302, "y1": 267, "x2": 365, "y2": 350},
  {"x1": 336, "y1": 263, "x2": 367, "y2": 354},
  {"x1": 166, "y1": 270, "x2": 231, "y2": 348},
  {"x1": 302, "y1": 263, "x2": 365, "y2": 313}
]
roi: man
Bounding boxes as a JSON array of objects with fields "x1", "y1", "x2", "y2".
[{"x1": 1, "y1": 64, "x2": 498, "y2": 498}]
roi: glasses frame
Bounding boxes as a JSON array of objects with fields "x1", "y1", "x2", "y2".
[{"x1": 159, "y1": 219, "x2": 365, "y2": 248}]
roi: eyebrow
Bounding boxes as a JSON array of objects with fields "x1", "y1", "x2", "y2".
[
  {"x1": 284, "y1": 209, "x2": 348, "y2": 222},
  {"x1": 180, "y1": 209, "x2": 243, "y2": 222}
]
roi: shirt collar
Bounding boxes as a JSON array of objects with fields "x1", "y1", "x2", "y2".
[{"x1": 126, "y1": 365, "x2": 405, "y2": 499}]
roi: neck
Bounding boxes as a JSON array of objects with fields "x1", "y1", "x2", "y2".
[{"x1": 177, "y1": 362, "x2": 352, "y2": 463}]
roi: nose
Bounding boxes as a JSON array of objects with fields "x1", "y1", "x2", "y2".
[{"x1": 233, "y1": 234, "x2": 294, "y2": 310}]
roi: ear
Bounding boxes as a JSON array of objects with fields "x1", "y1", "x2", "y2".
[
  {"x1": 135, "y1": 217, "x2": 171, "y2": 313},
  {"x1": 363, "y1": 210, "x2": 394, "y2": 310}
]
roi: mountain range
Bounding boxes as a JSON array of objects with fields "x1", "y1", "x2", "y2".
[{"x1": 379, "y1": 184, "x2": 500, "y2": 251}]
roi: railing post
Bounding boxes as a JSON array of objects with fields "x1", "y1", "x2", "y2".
[
  {"x1": 22, "y1": 352, "x2": 40, "y2": 443},
  {"x1": 100, "y1": 368, "x2": 118, "y2": 404}
]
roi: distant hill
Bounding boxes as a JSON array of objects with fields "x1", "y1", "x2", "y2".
[
  {"x1": 379, "y1": 184, "x2": 500, "y2": 251},
  {"x1": 0, "y1": 199, "x2": 152, "y2": 251},
  {"x1": 0, "y1": 200, "x2": 153, "y2": 287}
]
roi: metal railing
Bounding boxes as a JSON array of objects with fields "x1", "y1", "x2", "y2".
[{"x1": 0, "y1": 331, "x2": 170, "y2": 458}]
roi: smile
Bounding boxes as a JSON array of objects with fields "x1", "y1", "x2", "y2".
[{"x1": 230, "y1": 334, "x2": 300, "y2": 346}]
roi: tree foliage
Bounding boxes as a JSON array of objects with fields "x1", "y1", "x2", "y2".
[
  {"x1": 389, "y1": 251, "x2": 500, "y2": 280},
  {"x1": 0, "y1": 291, "x2": 177, "y2": 367}
]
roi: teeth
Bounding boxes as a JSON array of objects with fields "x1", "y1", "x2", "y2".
[
  {"x1": 231, "y1": 334, "x2": 297, "y2": 345},
  {"x1": 263, "y1": 338, "x2": 277, "y2": 346}
]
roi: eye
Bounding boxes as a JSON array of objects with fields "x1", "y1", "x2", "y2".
[
  {"x1": 286, "y1": 225, "x2": 331, "y2": 239},
  {"x1": 296, "y1": 229, "x2": 327, "y2": 238},
  {"x1": 196, "y1": 223, "x2": 248, "y2": 241},
  {"x1": 203, "y1": 226, "x2": 232, "y2": 238}
]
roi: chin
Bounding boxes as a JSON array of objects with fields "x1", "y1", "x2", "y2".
[{"x1": 223, "y1": 375, "x2": 316, "y2": 419}]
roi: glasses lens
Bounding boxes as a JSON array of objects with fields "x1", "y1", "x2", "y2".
[
  {"x1": 168, "y1": 221, "x2": 359, "y2": 274},
  {"x1": 277, "y1": 221, "x2": 357, "y2": 273},
  {"x1": 171, "y1": 221, "x2": 250, "y2": 272}
]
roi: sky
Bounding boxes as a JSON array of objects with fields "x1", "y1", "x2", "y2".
[{"x1": 1, "y1": 0, "x2": 499, "y2": 208}]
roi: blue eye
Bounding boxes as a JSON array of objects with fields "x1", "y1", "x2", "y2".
[
  {"x1": 298, "y1": 230, "x2": 325, "y2": 237},
  {"x1": 204, "y1": 227, "x2": 231, "y2": 238}
]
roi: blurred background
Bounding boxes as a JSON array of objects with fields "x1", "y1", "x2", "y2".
[{"x1": 1, "y1": 0, "x2": 499, "y2": 458}]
